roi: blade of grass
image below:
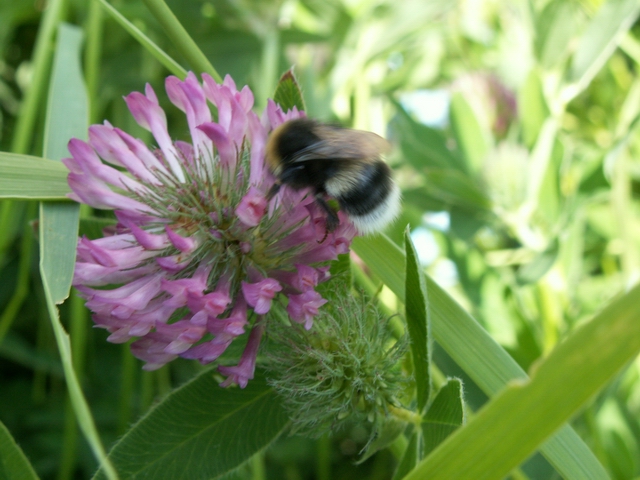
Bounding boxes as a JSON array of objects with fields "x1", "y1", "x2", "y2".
[
  {"x1": 0, "y1": 203, "x2": 36, "y2": 345},
  {"x1": 95, "y1": 0, "x2": 187, "y2": 79},
  {"x1": 0, "y1": 152, "x2": 71, "y2": 199},
  {"x1": 352, "y1": 234, "x2": 609, "y2": 479},
  {"x1": 10, "y1": 0, "x2": 65, "y2": 155},
  {"x1": 84, "y1": 0, "x2": 104, "y2": 123},
  {"x1": 405, "y1": 280, "x2": 640, "y2": 479},
  {"x1": 40, "y1": 23, "x2": 117, "y2": 480},
  {"x1": 141, "y1": 0, "x2": 221, "y2": 81}
]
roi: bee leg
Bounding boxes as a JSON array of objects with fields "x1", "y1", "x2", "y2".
[
  {"x1": 314, "y1": 195, "x2": 339, "y2": 243},
  {"x1": 266, "y1": 182, "x2": 281, "y2": 201}
]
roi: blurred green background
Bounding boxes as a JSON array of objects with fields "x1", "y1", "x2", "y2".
[{"x1": 1, "y1": 0, "x2": 640, "y2": 478}]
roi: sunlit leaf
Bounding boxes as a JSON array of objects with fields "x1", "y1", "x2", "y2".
[
  {"x1": 352, "y1": 234, "x2": 609, "y2": 479},
  {"x1": 404, "y1": 229, "x2": 431, "y2": 412},
  {"x1": 567, "y1": 0, "x2": 640, "y2": 99},
  {"x1": 449, "y1": 92, "x2": 491, "y2": 174},
  {"x1": 422, "y1": 378, "x2": 464, "y2": 456},
  {"x1": 404, "y1": 281, "x2": 640, "y2": 479},
  {"x1": 535, "y1": 1, "x2": 582, "y2": 68},
  {"x1": 273, "y1": 69, "x2": 306, "y2": 113},
  {"x1": 519, "y1": 70, "x2": 549, "y2": 148}
]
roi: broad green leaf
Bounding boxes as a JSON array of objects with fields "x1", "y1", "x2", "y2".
[
  {"x1": 449, "y1": 207, "x2": 487, "y2": 241},
  {"x1": 449, "y1": 92, "x2": 490, "y2": 174},
  {"x1": 352, "y1": 234, "x2": 609, "y2": 479},
  {"x1": 0, "y1": 152, "x2": 70, "y2": 199},
  {"x1": 405, "y1": 280, "x2": 640, "y2": 479},
  {"x1": 519, "y1": 70, "x2": 549, "y2": 148},
  {"x1": 566, "y1": 0, "x2": 640, "y2": 101},
  {"x1": 401, "y1": 187, "x2": 448, "y2": 212},
  {"x1": 516, "y1": 242, "x2": 559, "y2": 285},
  {"x1": 423, "y1": 169, "x2": 492, "y2": 212},
  {"x1": 94, "y1": 369, "x2": 290, "y2": 480},
  {"x1": 392, "y1": 431, "x2": 420, "y2": 480},
  {"x1": 422, "y1": 378, "x2": 464, "y2": 456},
  {"x1": 0, "y1": 420, "x2": 39, "y2": 480},
  {"x1": 534, "y1": 1, "x2": 581, "y2": 68},
  {"x1": 95, "y1": 0, "x2": 187, "y2": 79},
  {"x1": 391, "y1": 106, "x2": 465, "y2": 172},
  {"x1": 404, "y1": 229, "x2": 431, "y2": 412},
  {"x1": 273, "y1": 69, "x2": 306, "y2": 112},
  {"x1": 40, "y1": 23, "x2": 116, "y2": 480}
]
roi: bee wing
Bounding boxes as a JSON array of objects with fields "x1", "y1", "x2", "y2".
[{"x1": 289, "y1": 129, "x2": 390, "y2": 163}]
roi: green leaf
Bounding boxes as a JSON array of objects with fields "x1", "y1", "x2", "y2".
[
  {"x1": 40, "y1": 23, "x2": 116, "y2": 480},
  {"x1": 273, "y1": 69, "x2": 306, "y2": 112},
  {"x1": 392, "y1": 431, "x2": 420, "y2": 480},
  {"x1": 352, "y1": 234, "x2": 609, "y2": 479},
  {"x1": 534, "y1": 1, "x2": 581, "y2": 68},
  {"x1": 357, "y1": 418, "x2": 406, "y2": 464},
  {"x1": 519, "y1": 70, "x2": 549, "y2": 148},
  {"x1": 42, "y1": 22, "x2": 85, "y2": 304},
  {"x1": 390, "y1": 106, "x2": 465, "y2": 172},
  {"x1": 516, "y1": 241, "x2": 559, "y2": 285},
  {"x1": 404, "y1": 229, "x2": 431, "y2": 412},
  {"x1": 96, "y1": 0, "x2": 188, "y2": 79},
  {"x1": 0, "y1": 420, "x2": 39, "y2": 480},
  {"x1": 40, "y1": 203, "x2": 80, "y2": 304},
  {"x1": 423, "y1": 169, "x2": 492, "y2": 212},
  {"x1": 449, "y1": 92, "x2": 491, "y2": 174},
  {"x1": 94, "y1": 369, "x2": 290, "y2": 480},
  {"x1": 566, "y1": 0, "x2": 640, "y2": 100},
  {"x1": 422, "y1": 378, "x2": 464, "y2": 456},
  {"x1": 140, "y1": 0, "x2": 221, "y2": 81},
  {"x1": 0, "y1": 152, "x2": 70, "y2": 199},
  {"x1": 404, "y1": 280, "x2": 640, "y2": 479}
]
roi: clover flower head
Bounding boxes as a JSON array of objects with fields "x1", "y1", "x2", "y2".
[{"x1": 65, "y1": 72, "x2": 357, "y2": 385}]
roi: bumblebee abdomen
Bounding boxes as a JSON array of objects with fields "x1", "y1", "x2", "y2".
[{"x1": 332, "y1": 161, "x2": 400, "y2": 234}]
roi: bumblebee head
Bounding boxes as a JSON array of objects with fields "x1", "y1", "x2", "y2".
[{"x1": 266, "y1": 119, "x2": 321, "y2": 171}]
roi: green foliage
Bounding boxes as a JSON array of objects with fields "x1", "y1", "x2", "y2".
[
  {"x1": 94, "y1": 369, "x2": 289, "y2": 480},
  {"x1": 1, "y1": 0, "x2": 640, "y2": 478},
  {"x1": 0, "y1": 153, "x2": 70, "y2": 199},
  {"x1": 0, "y1": 420, "x2": 39, "y2": 480},
  {"x1": 273, "y1": 69, "x2": 306, "y2": 113},
  {"x1": 404, "y1": 229, "x2": 432, "y2": 412}
]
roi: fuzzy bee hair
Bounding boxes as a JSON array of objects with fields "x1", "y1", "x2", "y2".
[{"x1": 266, "y1": 118, "x2": 400, "y2": 235}]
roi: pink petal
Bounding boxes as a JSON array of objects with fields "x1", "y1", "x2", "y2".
[
  {"x1": 241, "y1": 278, "x2": 282, "y2": 314},
  {"x1": 286, "y1": 290, "x2": 327, "y2": 330},
  {"x1": 219, "y1": 321, "x2": 264, "y2": 388},
  {"x1": 236, "y1": 187, "x2": 267, "y2": 227}
]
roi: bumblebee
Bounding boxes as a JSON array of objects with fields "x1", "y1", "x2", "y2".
[{"x1": 265, "y1": 118, "x2": 400, "y2": 235}]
